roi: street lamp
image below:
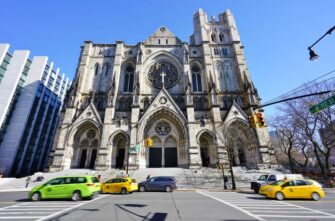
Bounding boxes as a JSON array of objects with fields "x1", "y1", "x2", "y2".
[{"x1": 308, "y1": 25, "x2": 335, "y2": 61}]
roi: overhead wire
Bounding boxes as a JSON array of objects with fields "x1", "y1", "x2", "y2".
[{"x1": 262, "y1": 69, "x2": 335, "y2": 106}]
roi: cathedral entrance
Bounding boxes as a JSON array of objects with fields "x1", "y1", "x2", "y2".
[
  {"x1": 71, "y1": 126, "x2": 100, "y2": 169},
  {"x1": 111, "y1": 132, "x2": 129, "y2": 169},
  {"x1": 164, "y1": 147, "x2": 177, "y2": 167},
  {"x1": 149, "y1": 148, "x2": 162, "y2": 167},
  {"x1": 198, "y1": 132, "x2": 217, "y2": 167},
  {"x1": 147, "y1": 134, "x2": 178, "y2": 168}
]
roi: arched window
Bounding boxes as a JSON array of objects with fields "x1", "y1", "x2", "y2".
[
  {"x1": 191, "y1": 64, "x2": 202, "y2": 92},
  {"x1": 103, "y1": 63, "x2": 110, "y2": 76},
  {"x1": 123, "y1": 64, "x2": 134, "y2": 92},
  {"x1": 94, "y1": 63, "x2": 99, "y2": 75},
  {"x1": 211, "y1": 34, "x2": 216, "y2": 42},
  {"x1": 219, "y1": 33, "x2": 224, "y2": 42}
]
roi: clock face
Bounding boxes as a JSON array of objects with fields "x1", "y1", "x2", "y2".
[{"x1": 147, "y1": 61, "x2": 179, "y2": 89}]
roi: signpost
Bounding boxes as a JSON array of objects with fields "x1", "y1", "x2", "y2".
[{"x1": 309, "y1": 94, "x2": 335, "y2": 114}]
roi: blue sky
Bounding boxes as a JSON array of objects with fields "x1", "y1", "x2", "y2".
[{"x1": 1, "y1": 0, "x2": 334, "y2": 117}]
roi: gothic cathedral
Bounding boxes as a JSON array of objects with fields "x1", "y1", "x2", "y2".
[{"x1": 49, "y1": 9, "x2": 275, "y2": 172}]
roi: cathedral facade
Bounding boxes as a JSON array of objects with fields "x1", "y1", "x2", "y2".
[{"x1": 49, "y1": 9, "x2": 275, "y2": 172}]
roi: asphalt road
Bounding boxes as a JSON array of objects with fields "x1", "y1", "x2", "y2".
[{"x1": 0, "y1": 190, "x2": 334, "y2": 221}]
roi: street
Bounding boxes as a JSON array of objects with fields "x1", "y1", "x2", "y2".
[{"x1": 0, "y1": 190, "x2": 335, "y2": 221}]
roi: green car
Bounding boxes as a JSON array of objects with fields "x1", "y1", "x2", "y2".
[{"x1": 28, "y1": 176, "x2": 101, "y2": 201}]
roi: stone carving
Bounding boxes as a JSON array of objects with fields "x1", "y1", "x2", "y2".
[
  {"x1": 159, "y1": 97, "x2": 167, "y2": 104},
  {"x1": 137, "y1": 48, "x2": 142, "y2": 64},
  {"x1": 147, "y1": 61, "x2": 178, "y2": 89},
  {"x1": 155, "y1": 121, "x2": 171, "y2": 136},
  {"x1": 183, "y1": 48, "x2": 189, "y2": 63}
]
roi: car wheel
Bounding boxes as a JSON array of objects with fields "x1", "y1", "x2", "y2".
[
  {"x1": 72, "y1": 191, "x2": 82, "y2": 201},
  {"x1": 139, "y1": 186, "x2": 146, "y2": 192},
  {"x1": 121, "y1": 188, "x2": 127, "y2": 195},
  {"x1": 275, "y1": 192, "x2": 284, "y2": 200},
  {"x1": 165, "y1": 186, "x2": 172, "y2": 192},
  {"x1": 31, "y1": 192, "x2": 41, "y2": 201},
  {"x1": 312, "y1": 192, "x2": 321, "y2": 201}
]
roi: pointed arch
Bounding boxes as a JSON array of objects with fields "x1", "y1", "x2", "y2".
[{"x1": 109, "y1": 130, "x2": 130, "y2": 169}]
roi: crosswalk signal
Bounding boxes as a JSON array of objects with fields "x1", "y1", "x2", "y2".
[{"x1": 256, "y1": 112, "x2": 266, "y2": 127}]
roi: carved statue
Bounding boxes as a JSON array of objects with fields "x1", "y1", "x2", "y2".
[
  {"x1": 183, "y1": 47, "x2": 189, "y2": 63},
  {"x1": 137, "y1": 48, "x2": 142, "y2": 64}
]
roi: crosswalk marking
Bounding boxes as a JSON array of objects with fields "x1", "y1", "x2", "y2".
[
  {"x1": 197, "y1": 191, "x2": 335, "y2": 221},
  {"x1": 0, "y1": 195, "x2": 108, "y2": 221}
]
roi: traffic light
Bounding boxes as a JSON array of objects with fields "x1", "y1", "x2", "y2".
[
  {"x1": 256, "y1": 112, "x2": 266, "y2": 127},
  {"x1": 147, "y1": 138, "x2": 153, "y2": 147},
  {"x1": 144, "y1": 138, "x2": 153, "y2": 147},
  {"x1": 248, "y1": 114, "x2": 257, "y2": 128}
]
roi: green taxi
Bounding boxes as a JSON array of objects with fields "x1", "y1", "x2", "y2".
[{"x1": 28, "y1": 175, "x2": 101, "y2": 201}]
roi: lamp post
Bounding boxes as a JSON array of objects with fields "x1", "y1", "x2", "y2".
[{"x1": 308, "y1": 25, "x2": 335, "y2": 60}]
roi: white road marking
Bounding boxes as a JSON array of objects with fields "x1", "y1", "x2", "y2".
[
  {"x1": 277, "y1": 200, "x2": 335, "y2": 218},
  {"x1": 0, "y1": 202, "x2": 31, "y2": 211},
  {"x1": 0, "y1": 217, "x2": 44, "y2": 219},
  {"x1": 0, "y1": 212, "x2": 51, "y2": 214},
  {"x1": 198, "y1": 191, "x2": 335, "y2": 220},
  {"x1": 197, "y1": 190, "x2": 265, "y2": 221},
  {"x1": 259, "y1": 215, "x2": 332, "y2": 218},
  {"x1": 37, "y1": 195, "x2": 108, "y2": 221},
  {"x1": 0, "y1": 195, "x2": 108, "y2": 221}
]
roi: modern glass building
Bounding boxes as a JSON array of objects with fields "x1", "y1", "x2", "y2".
[{"x1": 0, "y1": 43, "x2": 71, "y2": 177}]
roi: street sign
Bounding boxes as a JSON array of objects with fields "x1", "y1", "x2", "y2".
[
  {"x1": 309, "y1": 94, "x2": 335, "y2": 114},
  {"x1": 129, "y1": 144, "x2": 141, "y2": 153}
]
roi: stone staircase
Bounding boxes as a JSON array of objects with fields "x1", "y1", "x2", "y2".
[{"x1": 0, "y1": 166, "x2": 282, "y2": 191}]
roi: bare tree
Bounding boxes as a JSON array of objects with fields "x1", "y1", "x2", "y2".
[{"x1": 272, "y1": 81, "x2": 335, "y2": 178}]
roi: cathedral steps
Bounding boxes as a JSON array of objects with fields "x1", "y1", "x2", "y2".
[{"x1": 0, "y1": 167, "x2": 282, "y2": 191}]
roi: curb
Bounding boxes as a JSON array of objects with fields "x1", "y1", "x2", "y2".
[{"x1": 0, "y1": 188, "x2": 31, "y2": 192}]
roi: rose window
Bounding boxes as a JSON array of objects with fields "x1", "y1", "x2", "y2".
[
  {"x1": 155, "y1": 121, "x2": 171, "y2": 136},
  {"x1": 147, "y1": 61, "x2": 178, "y2": 89}
]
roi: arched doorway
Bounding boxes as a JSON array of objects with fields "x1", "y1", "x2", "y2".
[
  {"x1": 111, "y1": 133, "x2": 129, "y2": 169},
  {"x1": 72, "y1": 127, "x2": 100, "y2": 169},
  {"x1": 198, "y1": 132, "x2": 217, "y2": 167},
  {"x1": 224, "y1": 120, "x2": 261, "y2": 168},
  {"x1": 148, "y1": 135, "x2": 178, "y2": 168}
]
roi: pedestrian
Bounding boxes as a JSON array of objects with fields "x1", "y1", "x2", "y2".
[
  {"x1": 98, "y1": 174, "x2": 102, "y2": 182},
  {"x1": 224, "y1": 175, "x2": 228, "y2": 189},
  {"x1": 146, "y1": 174, "x2": 150, "y2": 180},
  {"x1": 25, "y1": 176, "x2": 31, "y2": 188}
]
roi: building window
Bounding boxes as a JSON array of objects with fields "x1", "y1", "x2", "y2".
[
  {"x1": 166, "y1": 39, "x2": 168, "y2": 44},
  {"x1": 158, "y1": 39, "x2": 161, "y2": 44},
  {"x1": 221, "y1": 48, "x2": 228, "y2": 56},
  {"x1": 94, "y1": 63, "x2": 99, "y2": 76},
  {"x1": 219, "y1": 33, "x2": 224, "y2": 42},
  {"x1": 191, "y1": 64, "x2": 202, "y2": 92},
  {"x1": 214, "y1": 48, "x2": 219, "y2": 55},
  {"x1": 211, "y1": 34, "x2": 216, "y2": 42},
  {"x1": 123, "y1": 64, "x2": 134, "y2": 92},
  {"x1": 103, "y1": 63, "x2": 110, "y2": 76}
]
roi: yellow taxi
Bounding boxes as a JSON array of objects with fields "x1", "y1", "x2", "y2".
[
  {"x1": 101, "y1": 177, "x2": 138, "y2": 194},
  {"x1": 259, "y1": 183, "x2": 273, "y2": 195},
  {"x1": 264, "y1": 179, "x2": 325, "y2": 200}
]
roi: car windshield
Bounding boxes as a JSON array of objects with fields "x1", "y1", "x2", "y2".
[
  {"x1": 269, "y1": 180, "x2": 286, "y2": 186},
  {"x1": 258, "y1": 175, "x2": 268, "y2": 181}
]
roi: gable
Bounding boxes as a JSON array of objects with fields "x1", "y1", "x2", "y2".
[
  {"x1": 223, "y1": 101, "x2": 248, "y2": 124},
  {"x1": 144, "y1": 26, "x2": 182, "y2": 45},
  {"x1": 139, "y1": 87, "x2": 187, "y2": 124},
  {"x1": 72, "y1": 103, "x2": 103, "y2": 127}
]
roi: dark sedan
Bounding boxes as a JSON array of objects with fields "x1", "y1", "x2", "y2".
[{"x1": 138, "y1": 176, "x2": 177, "y2": 192}]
